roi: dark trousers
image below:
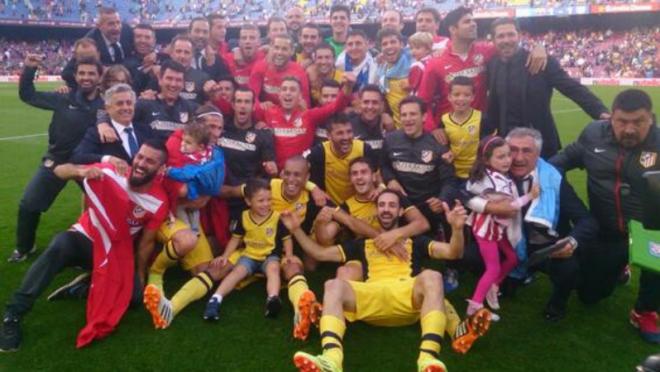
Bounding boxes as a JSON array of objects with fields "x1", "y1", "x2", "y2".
[
  {"x1": 6, "y1": 231, "x2": 92, "y2": 318},
  {"x1": 15, "y1": 164, "x2": 67, "y2": 253},
  {"x1": 528, "y1": 243, "x2": 580, "y2": 308},
  {"x1": 578, "y1": 235, "x2": 660, "y2": 312}
]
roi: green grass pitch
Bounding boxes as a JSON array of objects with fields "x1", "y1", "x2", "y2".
[{"x1": 0, "y1": 83, "x2": 658, "y2": 371}]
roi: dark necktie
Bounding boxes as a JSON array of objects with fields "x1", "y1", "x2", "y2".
[
  {"x1": 124, "y1": 127, "x2": 139, "y2": 158},
  {"x1": 111, "y1": 42, "x2": 123, "y2": 63}
]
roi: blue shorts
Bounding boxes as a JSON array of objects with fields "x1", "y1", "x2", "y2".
[{"x1": 237, "y1": 255, "x2": 280, "y2": 276}]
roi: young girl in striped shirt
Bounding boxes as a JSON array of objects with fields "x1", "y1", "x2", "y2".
[{"x1": 466, "y1": 136, "x2": 539, "y2": 319}]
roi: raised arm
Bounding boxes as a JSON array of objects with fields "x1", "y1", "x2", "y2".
[
  {"x1": 428, "y1": 201, "x2": 467, "y2": 260},
  {"x1": 19, "y1": 55, "x2": 63, "y2": 110}
]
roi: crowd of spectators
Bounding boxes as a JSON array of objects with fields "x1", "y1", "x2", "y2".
[
  {"x1": 522, "y1": 27, "x2": 659, "y2": 78},
  {"x1": 0, "y1": 0, "x2": 656, "y2": 23},
  {"x1": 2, "y1": 26, "x2": 656, "y2": 78}
]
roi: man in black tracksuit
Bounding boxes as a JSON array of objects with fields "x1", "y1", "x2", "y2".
[
  {"x1": 10, "y1": 55, "x2": 104, "y2": 263},
  {"x1": 381, "y1": 96, "x2": 456, "y2": 235},
  {"x1": 550, "y1": 89, "x2": 660, "y2": 343}
]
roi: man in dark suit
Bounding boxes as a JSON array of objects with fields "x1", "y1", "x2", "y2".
[
  {"x1": 72, "y1": 83, "x2": 151, "y2": 169},
  {"x1": 467, "y1": 128, "x2": 599, "y2": 321},
  {"x1": 85, "y1": 7, "x2": 134, "y2": 65},
  {"x1": 486, "y1": 18, "x2": 609, "y2": 158}
]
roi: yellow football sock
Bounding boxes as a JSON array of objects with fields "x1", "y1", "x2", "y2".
[
  {"x1": 418, "y1": 310, "x2": 446, "y2": 363},
  {"x1": 288, "y1": 275, "x2": 309, "y2": 311},
  {"x1": 320, "y1": 315, "x2": 346, "y2": 367},
  {"x1": 171, "y1": 272, "x2": 213, "y2": 315},
  {"x1": 444, "y1": 299, "x2": 460, "y2": 339},
  {"x1": 148, "y1": 241, "x2": 179, "y2": 288}
]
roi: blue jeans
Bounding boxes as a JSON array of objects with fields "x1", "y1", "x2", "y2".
[{"x1": 237, "y1": 255, "x2": 280, "y2": 276}]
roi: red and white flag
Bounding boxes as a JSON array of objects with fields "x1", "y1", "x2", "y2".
[{"x1": 75, "y1": 167, "x2": 134, "y2": 348}]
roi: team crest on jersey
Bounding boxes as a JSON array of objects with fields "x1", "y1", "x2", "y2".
[
  {"x1": 473, "y1": 54, "x2": 484, "y2": 65},
  {"x1": 468, "y1": 125, "x2": 476, "y2": 135},
  {"x1": 180, "y1": 112, "x2": 189, "y2": 123},
  {"x1": 185, "y1": 81, "x2": 195, "y2": 92},
  {"x1": 294, "y1": 117, "x2": 304, "y2": 128},
  {"x1": 295, "y1": 202, "x2": 304, "y2": 212},
  {"x1": 421, "y1": 150, "x2": 433, "y2": 163},
  {"x1": 266, "y1": 227, "x2": 274, "y2": 237},
  {"x1": 245, "y1": 131, "x2": 256, "y2": 143},
  {"x1": 132, "y1": 206, "x2": 146, "y2": 218},
  {"x1": 640, "y1": 152, "x2": 657, "y2": 168}
]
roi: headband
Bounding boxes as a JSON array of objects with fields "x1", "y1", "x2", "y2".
[
  {"x1": 196, "y1": 111, "x2": 224, "y2": 119},
  {"x1": 481, "y1": 136, "x2": 501, "y2": 157}
]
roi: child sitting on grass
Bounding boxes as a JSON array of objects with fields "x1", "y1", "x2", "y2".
[{"x1": 203, "y1": 178, "x2": 293, "y2": 320}]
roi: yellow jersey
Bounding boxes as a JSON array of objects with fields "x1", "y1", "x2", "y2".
[
  {"x1": 442, "y1": 110, "x2": 482, "y2": 179},
  {"x1": 270, "y1": 178, "x2": 320, "y2": 233},
  {"x1": 232, "y1": 210, "x2": 290, "y2": 261},
  {"x1": 307, "y1": 139, "x2": 376, "y2": 205},
  {"x1": 341, "y1": 196, "x2": 379, "y2": 229},
  {"x1": 385, "y1": 77, "x2": 409, "y2": 129},
  {"x1": 310, "y1": 69, "x2": 344, "y2": 106},
  {"x1": 337, "y1": 236, "x2": 434, "y2": 282}
]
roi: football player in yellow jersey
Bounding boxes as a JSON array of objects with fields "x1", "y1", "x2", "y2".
[
  {"x1": 275, "y1": 156, "x2": 379, "y2": 340},
  {"x1": 281, "y1": 190, "x2": 491, "y2": 372},
  {"x1": 441, "y1": 77, "x2": 490, "y2": 185},
  {"x1": 307, "y1": 113, "x2": 378, "y2": 205},
  {"x1": 315, "y1": 157, "x2": 430, "y2": 279},
  {"x1": 203, "y1": 178, "x2": 293, "y2": 320}
]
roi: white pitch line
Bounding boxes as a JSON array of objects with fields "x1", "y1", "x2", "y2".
[
  {"x1": 0, "y1": 133, "x2": 47, "y2": 141},
  {"x1": 553, "y1": 108, "x2": 582, "y2": 114}
]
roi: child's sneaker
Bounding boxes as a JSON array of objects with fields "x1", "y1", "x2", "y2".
[
  {"x1": 265, "y1": 295, "x2": 282, "y2": 318},
  {"x1": 467, "y1": 299, "x2": 499, "y2": 322},
  {"x1": 203, "y1": 297, "x2": 221, "y2": 321},
  {"x1": 486, "y1": 284, "x2": 500, "y2": 310}
]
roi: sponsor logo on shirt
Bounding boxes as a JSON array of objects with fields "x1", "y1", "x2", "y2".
[
  {"x1": 219, "y1": 137, "x2": 257, "y2": 152},
  {"x1": 366, "y1": 139, "x2": 383, "y2": 149},
  {"x1": 151, "y1": 120, "x2": 185, "y2": 132},
  {"x1": 179, "y1": 92, "x2": 198, "y2": 101},
  {"x1": 392, "y1": 161, "x2": 435, "y2": 174},
  {"x1": 272, "y1": 127, "x2": 307, "y2": 137},
  {"x1": 235, "y1": 75, "x2": 249, "y2": 85},
  {"x1": 263, "y1": 83, "x2": 280, "y2": 95},
  {"x1": 445, "y1": 66, "x2": 484, "y2": 83}
]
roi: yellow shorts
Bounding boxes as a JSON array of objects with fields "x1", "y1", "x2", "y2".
[
  {"x1": 157, "y1": 219, "x2": 214, "y2": 271},
  {"x1": 344, "y1": 277, "x2": 419, "y2": 327}
]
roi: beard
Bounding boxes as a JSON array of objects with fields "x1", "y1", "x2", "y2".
[{"x1": 129, "y1": 168, "x2": 157, "y2": 187}]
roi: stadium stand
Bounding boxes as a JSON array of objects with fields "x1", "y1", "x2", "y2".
[{"x1": 1, "y1": 27, "x2": 656, "y2": 78}]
